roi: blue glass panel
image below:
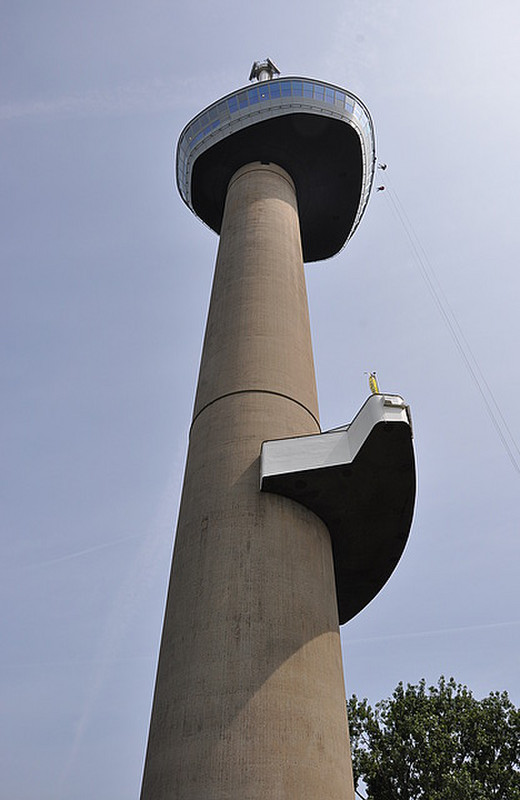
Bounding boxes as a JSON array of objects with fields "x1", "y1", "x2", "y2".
[
  {"x1": 203, "y1": 125, "x2": 211, "y2": 135},
  {"x1": 292, "y1": 81, "x2": 302, "y2": 96},
  {"x1": 325, "y1": 87, "x2": 335, "y2": 104},
  {"x1": 228, "y1": 96, "x2": 239, "y2": 113},
  {"x1": 211, "y1": 120, "x2": 220, "y2": 130},
  {"x1": 270, "y1": 82, "x2": 281, "y2": 98},
  {"x1": 280, "y1": 81, "x2": 292, "y2": 96},
  {"x1": 345, "y1": 102, "x2": 354, "y2": 113},
  {"x1": 336, "y1": 91, "x2": 346, "y2": 106},
  {"x1": 314, "y1": 84, "x2": 325, "y2": 100},
  {"x1": 239, "y1": 93, "x2": 248, "y2": 109},
  {"x1": 303, "y1": 82, "x2": 313, "y2": 97},
  {"x1": 259, "y1": 85, "x2": 269, "y2": 101},
  {"x1": 248, "y1": 87, "x2": 259, "y2": 105}
]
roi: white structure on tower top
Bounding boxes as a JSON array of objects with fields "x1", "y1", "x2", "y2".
[{"x1": 249, "y1": 58, "x2": 281, "y2": 82}]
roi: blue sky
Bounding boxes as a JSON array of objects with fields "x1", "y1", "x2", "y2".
[{"x1": 2, "y1": 1, "x2": 520, "y2": 797}]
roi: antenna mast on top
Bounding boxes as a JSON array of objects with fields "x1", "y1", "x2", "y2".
[{"x1": 249, "y1": 58, "x2": 280, "y2": 82}]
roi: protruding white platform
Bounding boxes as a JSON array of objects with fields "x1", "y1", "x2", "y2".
[{"x1": 260, "y1": 395, "x2": 416, "y2": 624}]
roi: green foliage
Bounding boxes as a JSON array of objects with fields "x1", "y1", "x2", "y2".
[{"x1": 348, "y1": 676, "x2": 520, "y2": 800}]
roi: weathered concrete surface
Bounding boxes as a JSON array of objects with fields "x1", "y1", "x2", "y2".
[{"x1": 140, "y1": 163, "x2": 355, "y2": 799}]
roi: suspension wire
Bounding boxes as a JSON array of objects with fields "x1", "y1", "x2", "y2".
[
  {"x1": 380, "y1": 176, "x2": 520, "y2": 475},
  {"x1": 390, "y1": 186, "x2": 520, "y2": 461}
]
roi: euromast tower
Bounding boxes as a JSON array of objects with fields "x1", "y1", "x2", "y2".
[{"x1": 140, "y1": 60, "x2": 416, "y2": 800}]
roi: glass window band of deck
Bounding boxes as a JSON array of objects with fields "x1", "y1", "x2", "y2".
[{"x1": 177, "y1": 78, "x2": 374, "y2": 170}]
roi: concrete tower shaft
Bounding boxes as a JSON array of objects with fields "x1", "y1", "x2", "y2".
[
  {"x1": 193, "y1": 163, "x2": 320, "y2": 423},
  {"x1": 140, "y1": 163, "x2": 355, "y2": 799}
]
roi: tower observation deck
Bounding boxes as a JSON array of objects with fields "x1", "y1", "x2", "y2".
[
  {"x1": 177, "y1": 71, "x2": 376, "y2": 261},
  {"x1": 140, "y1": 62, "x2": 415, "y2": 800}
]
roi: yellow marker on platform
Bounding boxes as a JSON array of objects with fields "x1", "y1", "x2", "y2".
[{"x1": 368, "y1": 372, "x2": 380, "y2": 394}]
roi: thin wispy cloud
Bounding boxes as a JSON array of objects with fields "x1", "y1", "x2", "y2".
[
  {"x1": 0, "y1": 76, "x2": 208, "y2": 121},
  {"x1": 24, "y1": 534, "x2": 144, "y2": 569},
  {"x1": 55, "y1": 446, "x2": 184, "y2": 799},
  {"x1": 345, "y1": 620, "x2": 520, "y2": 646}
]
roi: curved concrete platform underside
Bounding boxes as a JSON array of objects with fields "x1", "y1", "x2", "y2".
[
  {"x1": 261, "y1": 416, "x2": 416, "y2": 624},
  {"x1": 191, "y1": 114, "x2": 363, "y2": 262}
]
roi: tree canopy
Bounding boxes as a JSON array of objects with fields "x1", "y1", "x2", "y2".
[{"x1": 347, "y1": 676, "x2": 520, "y2": 800}]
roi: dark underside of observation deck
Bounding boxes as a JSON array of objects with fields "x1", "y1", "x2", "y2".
[{"x1": 191, "y1": 113, "x2": 364, "y2": 263}]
